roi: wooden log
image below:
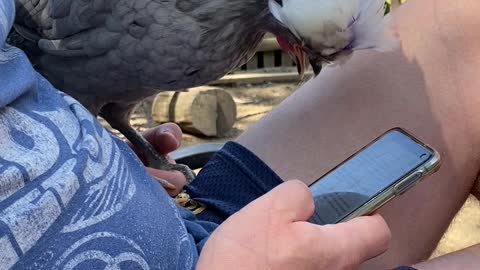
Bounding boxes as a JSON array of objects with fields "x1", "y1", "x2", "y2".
[{"x1": 151, "y1": 86, "x2": 237, "y2": 137}]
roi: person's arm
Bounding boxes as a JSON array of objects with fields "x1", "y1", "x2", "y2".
[{"x1": 197, "y1": 180, "x2": 391, "y2": 270}]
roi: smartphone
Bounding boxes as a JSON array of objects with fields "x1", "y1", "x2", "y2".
[{"x1": 308, "y1": 127, "x2": 441, "y2": 225}]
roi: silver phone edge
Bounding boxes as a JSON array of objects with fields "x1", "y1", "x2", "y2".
[{"x1": 338, "y1": 149, "x2": 442, "y2": 224}]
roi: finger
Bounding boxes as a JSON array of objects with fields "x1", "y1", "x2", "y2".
[
  {"x1": 126, "y1": 123, "x2": 182, "y2": 160},
  {"x1": 164, "y1": 154, "x2": 177, "y2": 164},
  {"x1": 147, "y1": 167, "x2": 187, "y2": 196},
  {"x1": 153, "y1": 176, "x2": 176, "y2": 190},
  {"x1": 320, "y1": 214, "x2": 391, "y2": 266},
  {"x1": 258, "y1": 180, "x2": 315, "y2": 223},
  {"x1": 142, "y1": 123, "x2": 182, "y2": 155}
]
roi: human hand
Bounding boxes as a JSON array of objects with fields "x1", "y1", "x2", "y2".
[
  {"x1": 126, "y1": 123, "x2": 187, "y2": 196},
  {"x1": 197, "y1": 180, "x2": 391, "y2": 270}
]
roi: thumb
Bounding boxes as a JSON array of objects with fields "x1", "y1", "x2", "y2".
[
  {"x1": 321, "y1": 214, "x2": 391, "y2": 266},
  {"x1": 246, "y1": 180, "x2": 315, "y2": 223}
]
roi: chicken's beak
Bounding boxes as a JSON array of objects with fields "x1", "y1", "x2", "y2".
[
  {"x1": 289, "y1": 44, "x2": 306, "y2": 79},
  {"x1": 310, "y1": 59, "x2": 322, "y2": 76}
]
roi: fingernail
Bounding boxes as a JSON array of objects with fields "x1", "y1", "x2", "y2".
[
  {"x1": 161, "y1": 130, "x2": 180, "y2": 147},
  {"x1": 154, "y1": 176, "x2": 176, "y2": 190}
]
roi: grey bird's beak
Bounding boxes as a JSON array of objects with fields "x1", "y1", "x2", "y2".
[
  {"x1": 289, "y1": 45, "x2": 322, "y2": 78},
  {"x1": 310, "y1": 59, "x2": 322, "y2": 76},
  {"x1": 288, "y1": 44, "x2": 306, "y2": 80}
]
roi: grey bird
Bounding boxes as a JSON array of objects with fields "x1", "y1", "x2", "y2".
[{"x1": 9, "y1": 0, "x2": 397, "y2": 187}]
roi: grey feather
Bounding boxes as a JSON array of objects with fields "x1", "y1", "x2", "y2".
[
  {"x1": 9, "y1": 0, "x2": 297, "y2": 183},
  {"x1": 11, "y1": 0, "x2": 283, "y2": 100}
]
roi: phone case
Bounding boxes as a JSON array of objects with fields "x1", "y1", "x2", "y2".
[{"x1": 310, "y1": 127, "x2": 442, "y2": 224}]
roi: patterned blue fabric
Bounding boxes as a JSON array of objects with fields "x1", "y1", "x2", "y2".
[{"x1": 0, "y1": 2, "x2": 204, "y2": 268}]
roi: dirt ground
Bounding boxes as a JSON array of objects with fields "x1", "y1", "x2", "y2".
[{"x1": 100, "y1": 82, "x2": 480, "y2": 260}]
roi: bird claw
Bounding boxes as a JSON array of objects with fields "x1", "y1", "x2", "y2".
[
  {"x1": 151, "y1": 162, "x2": 196, "y2": 190},
  {"x1": 169, "y1": 163, "x2": 196, "y2": 184},
  {"x1": 146, "y1": 155, "x2": 196, "y2": 185},
  {"x1": 142, "y1": 148, "x2": 196, "y2": 187}
]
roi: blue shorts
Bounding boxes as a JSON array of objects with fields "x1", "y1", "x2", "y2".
[{"x1": 185, "y1": 141, "x2": 417, "y2": 270}]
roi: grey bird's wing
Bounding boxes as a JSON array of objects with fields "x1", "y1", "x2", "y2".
[
  {"x1": 14, "y1": 0, "x2": 123, "y2": 58},
  {"x1": 12, "y1": 0, "x2": 176, "y2": 103},
  {"x1": 12, "y1": 0, "x2": 267, "y2": 111}
]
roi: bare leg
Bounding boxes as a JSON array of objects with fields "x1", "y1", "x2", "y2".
[
  {"x1": 100, "y1": 102, "x2": 196, "y2": 184},
  {"x1": 412, "y1": 244, "x2": 480, "y2": 270},
  {"x1": 236, "y1": 0, "x2": 480, "y2": 268}
]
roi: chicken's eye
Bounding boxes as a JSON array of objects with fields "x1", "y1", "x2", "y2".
[{"x1": 274, "y1": 0, "x2": 283, "y2": 7}]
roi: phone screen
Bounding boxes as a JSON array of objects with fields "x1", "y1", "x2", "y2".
[{"x1": 309, "y1": 130, "x2": 433, "y2": 225}]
